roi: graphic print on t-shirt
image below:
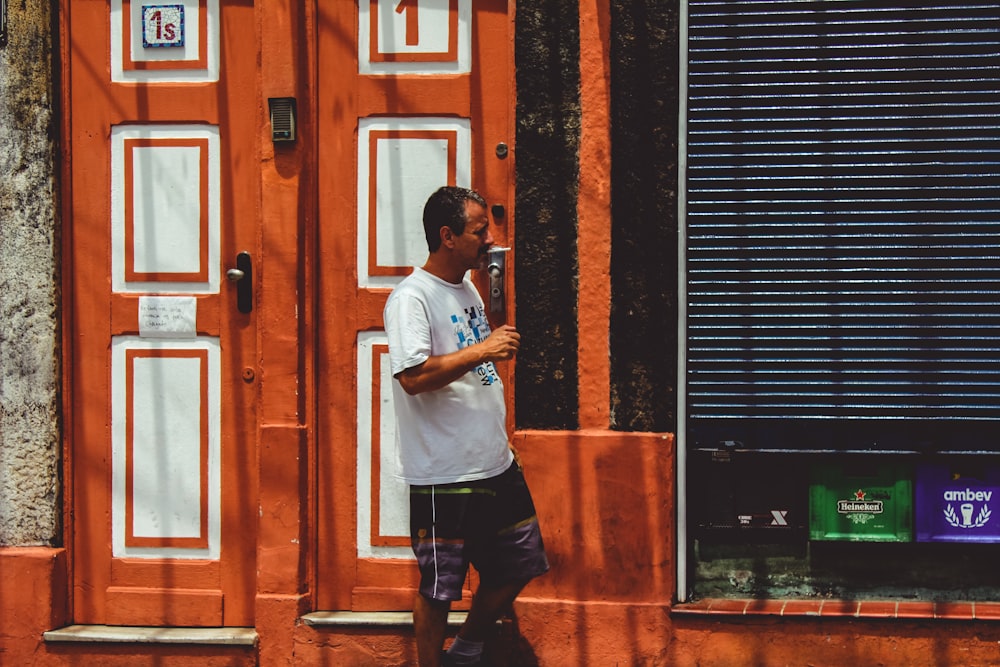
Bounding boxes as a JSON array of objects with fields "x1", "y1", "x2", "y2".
[{"x1": 452, "y1": 305, "x2": 500, "y2": 386}]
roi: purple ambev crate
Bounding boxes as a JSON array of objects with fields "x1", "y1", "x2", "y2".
[{"x1": 915, "y1": 462, "x2": 1000, "y2": 543}]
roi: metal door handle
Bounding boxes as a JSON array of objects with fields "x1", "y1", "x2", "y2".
[
  {"x1": 228, "y1": 251, "x2": 252, "y2": 314},
  {"x1": 487, "y1": 247, "x2": 510, "y2": 314}
]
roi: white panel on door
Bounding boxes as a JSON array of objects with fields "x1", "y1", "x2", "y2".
[
  {"x1": 110, "y1": 0, "x2": 220, "y2": 83},
  {"x1": 357, "y1": 117, "x2": 471, "y2": 289},
  {"x1": 111, "y1": 336, "x2": 222, "y2": 559},
  {"x1": 130, "y1": 144, "x2": 203, "y2": 275},
  {"x1": 357, "y1": 331, "x2": 413, "y2": 560},
  {"x1": 359, "y1": 0, "x2": 471, "y2": 75},
  {"x1": 111, "y1": 125, "x2": 221, "y2": 294}
]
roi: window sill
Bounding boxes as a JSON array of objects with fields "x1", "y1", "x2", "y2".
[{"x1": 672, "y1": 598, "x2": 1000, "y2": 621}]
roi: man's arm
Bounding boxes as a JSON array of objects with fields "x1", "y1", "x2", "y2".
[{"x1": 396, "y1": 325, "x2": 520, "y2": 395}]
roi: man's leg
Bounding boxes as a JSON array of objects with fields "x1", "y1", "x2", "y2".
[
  {"x1": 451, "y1": 464, "x2": 549, "y2": 656},
  {"x1": 456, "y1": 578, "x2": 529, "y2": 643},
  {"x1": 414, "y1": 592, "x2": 451, "y2": 667}
]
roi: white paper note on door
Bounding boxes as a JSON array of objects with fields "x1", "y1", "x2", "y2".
[{"x1": 138, "y1": 296, "x2": 197, "y2": 338}]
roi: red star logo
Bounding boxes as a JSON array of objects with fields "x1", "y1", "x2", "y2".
[{"x1": 854, "y1": 489, "x2": 866, "y2": 500}]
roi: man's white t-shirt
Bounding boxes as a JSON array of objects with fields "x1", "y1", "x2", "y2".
[{"x1": 384, "y1": 267, "x2": 514, "y2": 485}]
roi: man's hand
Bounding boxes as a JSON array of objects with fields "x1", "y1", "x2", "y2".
[{"x1": 480, "y1": 325, "x2": 520, "y2": 362}]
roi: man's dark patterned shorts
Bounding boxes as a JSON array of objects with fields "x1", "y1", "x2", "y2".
[{"x1": 409, "y1": 462, "x2": 549, "y2": 601}]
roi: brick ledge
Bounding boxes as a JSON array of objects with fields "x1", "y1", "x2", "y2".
[{"x1": 672, "y1": 598, "x2": 1000, "y2": 620}]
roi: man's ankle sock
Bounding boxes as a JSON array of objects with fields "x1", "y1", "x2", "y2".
[{"x1": 446, "y1": 636, "x2": 484, "y2": 664}]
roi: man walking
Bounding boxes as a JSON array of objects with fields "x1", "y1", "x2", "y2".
[{"x1": 383, "y1": 186, "x2": 549, "y2": 666}]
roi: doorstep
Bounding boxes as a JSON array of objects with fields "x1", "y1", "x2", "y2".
[
  {"x1": 44, "y1": 611, "x2": 495, "y2": 644},
  {"x1": 43, "y1": 625, "x2": 258, "y2": 646},
  {"x1": 301, "y1": 611, "x2": 475, "y2": 627}
]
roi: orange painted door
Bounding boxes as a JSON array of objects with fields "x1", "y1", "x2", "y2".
[
  {"x1": 67, "y1": 0, "x2": 258, "y2": 626},
  {"x1": 317, "y1": 0, "x2": 514, "y2": 610}
]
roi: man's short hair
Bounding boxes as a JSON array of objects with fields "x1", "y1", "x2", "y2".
[{"x1": 423, "y1": 186, "x2": 488, "y2": 253}]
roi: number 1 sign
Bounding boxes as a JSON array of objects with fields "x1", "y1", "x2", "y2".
[{"x1": 359, "y1": 0, "x2": 470, "y2": 75}]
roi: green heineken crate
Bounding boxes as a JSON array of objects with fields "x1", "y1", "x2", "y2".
[{"x1": 809, "y1": 460, "x2": 913, "y2": 542}]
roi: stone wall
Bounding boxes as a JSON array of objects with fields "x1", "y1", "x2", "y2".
[
  {"x1": 513, "y1": 0, "x2": 582, "y2": 430},
  {"x1": 608, "y1": 0, "x2": 679, "y2": 432},
  {"x1": 0, "y1": 0, "x2": 61, "y2": 546}
]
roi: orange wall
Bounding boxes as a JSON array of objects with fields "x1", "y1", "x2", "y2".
[
  {"x1": 0, "y1": 548, "x2": 67, "y2": 662},
  {"x1": 8, "y1": 462, "x2": 1000, "y2": 667}
]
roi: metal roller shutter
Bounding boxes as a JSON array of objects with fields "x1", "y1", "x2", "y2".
[{"x1": 685, "y1": 1, "x2": 1000, "y2": 452}]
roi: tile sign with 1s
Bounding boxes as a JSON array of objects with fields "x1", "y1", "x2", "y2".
[{"x1": 142, "y1": 4, "x2": 185, "y2": 48}]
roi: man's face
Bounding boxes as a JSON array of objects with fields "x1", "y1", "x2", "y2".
[{"x1": 454, "y1": 201, "x2": 494, "y2": 270}]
